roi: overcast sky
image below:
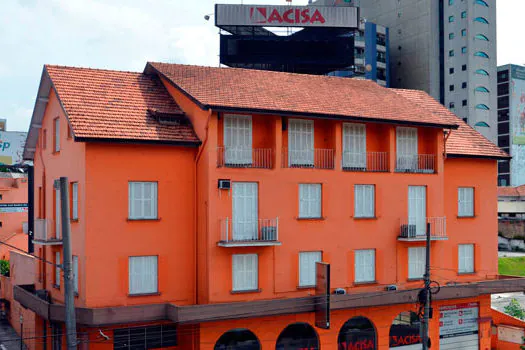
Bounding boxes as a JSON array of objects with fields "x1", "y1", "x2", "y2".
[{"x1": 0, "y1": 0, "x2": 520, "y2": 132}]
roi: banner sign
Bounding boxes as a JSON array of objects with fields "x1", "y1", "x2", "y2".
[
  {"x1": 439, "y1": 303, "x2": 479, "y2": 339},
  {"x1": 315, "y1": 262, "x2": 330, "y2": 329},
  {"x1": 0, "y1": 203, "x2": 28, "y2": 213},
  {"x1": 0, "y1": 131, "x2": 26, "y2": 165},
  {"x1": 215, "y1": 4, "x2": 358, "y2": 28}
]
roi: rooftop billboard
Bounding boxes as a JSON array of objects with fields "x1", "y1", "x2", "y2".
[{"x1": 0, "y1": 131, "x2": 26, "y2": 165}]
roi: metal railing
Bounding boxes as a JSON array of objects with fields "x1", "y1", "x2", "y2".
[
  {"x1": 220, "y1": 217, "x2": 279, "y2": 244},
  {"x1": 395, "y1": 154, "x2": 436, "y2": 173},
  {"x1": 282, "y1": 148, "x2": 335, "y2": 169},
  {"x1": 217, "y1": 147, "x2": 273, "y2": 169},
  {"x1": 342, "y1": 152, "x2": 389, "y2": 172},
  {"x1": 399, "y1": 217, "x2": 447, "y2": 240}
]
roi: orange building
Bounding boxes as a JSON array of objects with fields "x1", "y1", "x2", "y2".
[
  {"x1": 11, "y1": 63, "x2": 525, "y2": 349},
  {"x1": 0, "y1": 172, "x2": 28, "y2": 260}
]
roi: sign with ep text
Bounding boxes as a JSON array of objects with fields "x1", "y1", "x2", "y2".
[{"x1": 0, "y1": 131, "x2": 27, "y2": 165}]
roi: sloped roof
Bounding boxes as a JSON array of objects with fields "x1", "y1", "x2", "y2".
[
  {"x1": 392, "y1": 89, "x2": 509, "y2": 159},
  {"x1": 45, "y1": 65, "x2": 200, "y2": 143},
  {"x1": 498, "y1": 185, "x2": 525, "y2": 197},
  {"x1": 146, "y1": 62, "x2": 459, "y2": 129}
]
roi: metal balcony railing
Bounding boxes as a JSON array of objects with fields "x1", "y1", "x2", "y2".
[
  {"x1": 342, "y1": 152, "x2": 389, "y2": 172},
  {"x1": 33, "y1": 219, "x2": 62, "y2": 245},
  {"x1": 216, "y1": 147, "x2": 273, "y2": 169},
  {"x1": 282, "y1": 148, "x2": 335, "y2": 170},
  {"x1": 398, "y1": 217, "x2": 447, "y2": 241},
  {"x1": 395, "y1": 154, "x2": 436, "y2": 173},
  {"x1": 218, "y1": 217, "x2": 280, "y2": 247}
]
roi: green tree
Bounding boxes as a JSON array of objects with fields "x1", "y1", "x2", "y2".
[
  {"x1": 504, "y1": 298, "x2": 525, "y2": 320},
  {"x1": 0, "y1": 260, "x2": 9, "y2": 277}
]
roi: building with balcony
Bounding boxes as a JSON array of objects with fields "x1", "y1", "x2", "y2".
[{"x1": 12, "y1": 62, "x2": 521, "y2": 350}]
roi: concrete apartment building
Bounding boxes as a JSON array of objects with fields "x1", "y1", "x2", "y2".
[
  {"x1": 359, "y1": 0, "x2": 497, "y2": 143},
  {"x1": 5, "y1": 62, "x2": 522, "y2": 349}
]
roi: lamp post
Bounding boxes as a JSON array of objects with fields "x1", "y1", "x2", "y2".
[{"x1": 19, "y1": 314, "x2": 23, "y2": 350}]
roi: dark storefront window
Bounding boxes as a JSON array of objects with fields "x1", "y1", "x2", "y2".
[
  {"x1": 389, "y1": 312, "x2": 422, "y2": 348},
  {"x1": 113, "y1": 324, "x2": 177, "y2": 350},
  {"x1": 338, "y1": 316, "x2": 377, "y2": 350},
  {"x1": 215, "y1": 329, "x2": 261, "y2": 350},
  {"x1": 276, "y1": 323, "x2": 319, "y2": 350}
]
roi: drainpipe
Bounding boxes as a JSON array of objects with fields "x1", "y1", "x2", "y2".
[
  {"x1": 443, "y1": 129, "x2": 452, "y2": 159},
  {"x1": 28, "y1": 166, "x2": 34, "y2": 254}
]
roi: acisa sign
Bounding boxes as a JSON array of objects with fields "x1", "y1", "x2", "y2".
[{"x1": 250, "y1": 7, "x2": 325, "y2": 25}]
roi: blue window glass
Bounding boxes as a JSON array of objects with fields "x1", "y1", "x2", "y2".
[
  {"x1": 462, "y1": 47, "x2": 467, "y2": 54},
  {"x1": 461, "y1": 29, "x2": 467, "y2": 36},
  {"x1": 474, "y1": 51, "x2": 489, "y2": 58},
  {"x1": 475, "y1": 34, "x2": 489, "y2": 41},
  {"x1": 474, "y1": 0, "x2": 489, "y2": 7},
  {"x1": 449, "y1": 16, "x2": 455, "y2": 22},
  {"x1": 474, "y1": 17, "x2": 489, "y2": 24},
  {"x1": 475, "y1": 69, "x2": 489, "y2": 76},
  {"x1": 475, "y1": 121, "x2": 490, "y2": 127},
  {"x1": 475, "y1": 104, "x2": 490, "y2": 110},
  {"x1": 449, "y1": 0, "x2": 454, "y2": 4},
  {"x1": 449, "y1": 50, "x2": 455, "y2": 57},
  {"x1": 449, "y1": 33, "x2": 455, "y2": 39},
  {"x1": 461, "y1": 11, "x2": 467, "y2": 18},
  {"x1": 475, "y1": 87, "x2": 490, "y2": 93}
]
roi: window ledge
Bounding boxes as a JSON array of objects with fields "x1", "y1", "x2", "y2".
[
  {"x1": 353, "y1": 216, "x2": 378, "y2": 220},
  {"x1": 296, "y1": 217, "x2": 326, "y2": 221},
  {"x1": 70, "y1": 219, "x2": 79, "y2": 223},
  {"x1": 128, "y1": 292, "x2": 161, "y2": 297},
  {"x1": 127, "y1": 218, "x2": 161, "y2": 222},
  {"x1": 353, "y1": 280, "x2": 378, "y2": 286},
  {"x1": 457, "y1": 272, "x2": 476, "y2": 276},
  {"x1": 297, "y1": 285, "x2": 315, "y2": 290},
  {"x1": 457, "y1": 215, "x2": 476, "y2": 219},
  {"x1": 230, "y1": 288, "x2": 261, "y2": 295}
]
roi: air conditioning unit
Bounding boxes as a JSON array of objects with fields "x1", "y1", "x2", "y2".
[
  {"x1": 334, "y1": 288, "x2": 346, "y2": 295},
  {"x1": 261, "y1": 226, "x2": 277, "y2": 241},
  {"x1": 385, "y1": 285, "x2": 397, "y2": 291},
  {"x1": 218, "y1": 179, "x2": 231, "y2": 190}
]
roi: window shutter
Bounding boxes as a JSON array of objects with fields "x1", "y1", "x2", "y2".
[
  {"x1": 355, "y1": 185, "x2": 374, "y2": 218},
  {"x1": 343, "y1": 123, "x2": 366, "y2": 167},
  {"x1": 289, "y1": 119, "x2": 314, "y2": 166},
  {"x1": 129, "y1": 256, "x2": 158, "y2": 295},
  {"x1": 129, "y1": 182, "x2": 158, "y2": 219},
  {"x1": 299, "y1": 184, "x2": 321, "y2": 218},
  {"x1": 459, "y1": 244, "x2": 474, "y2": 273},
  {"x1": 224, "y1": 115, "x2": 252, "y2": 164},
  {"x1": 54, "y1": 118, "x2": 60, "y2": 152},
  {"x1": 55, "y1": 252, "x2": 61, "y2": 287},
  {"x1": 408, "y1": 247, "x2": 425, "y2": 279},
  {"x1": 355, "y1": 250, "x2": 375, "y2": 282},
  {"x1": 72, "y1": 183, "x2": 78, "y2": 220},
  {"x1": 73, "y1": 256, "x2": 79, "y2": 293},
  {"x1": 396, "y1": 127, "x2": 418, "y2": 169},
  {"x1": 299, "y1": 251, "x2": 321, "y2": 286},
  {"x1": 232, "y1": 254, "x2": 257, "y2": 291},
  {"x1": 55, "y1": 188, "x2": 61, "y2": 238},
  {"x1": 458, "y1": 188, "x2": 474, "y2": 216}
]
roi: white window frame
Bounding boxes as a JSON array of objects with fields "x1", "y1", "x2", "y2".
[
  {"x1": 232, "y1": 182, "x2": 258, "y2": 241},
  {"x1": 299, "y1": 251, "x2": 322, "y2": 287},
  {"x1": 54, "y1": 117, "x2": 60, "y2": 153},
  {"x1": 354, "y1": 185, "x2": 375, "y2": 218},
  {"x1": 55, "y1": 251, "x2": 61, "y2": 287},
  {"x1": 408, "y1": 247, "x2": 426, "y2": 279},
  {"x1": 224, "y1": 114, "x2": 253, "y2": 165},
  {"x1": 408, "y1": 186, "x2": 427, "y2": 236},
  {"x1": 354, "y1": 249, "x2": 375, "y2": 283},
  {"x1": 343, "y1": 123, "x2": 366, "y2": 168},
  {"x1": 128, "y1": 256, "x2": 158, "y2": 295},
  {"x1": 72, "y1": 255, "x2": 79, "y2": 294},
  {"x1": 288, "y1": 119, "x2": 314, "y2": 166},
  {"x1": 232, "y1": 254, "x2": 258, "y2": 292},
  {"x1": 55, "y1": 187, "x2": 61, "y2": 239},
  {"x1": 458, "y1": 244, "x2": 474, "y2": 273},
  {"x1": 299, "y1": 184, "x2": 322, "y2": 218},
  {"x1": 458, "y1": 187, "x2": 474, "y2": 217},
  {"x1": 128, "y1": 182, "x2": 158, "y2": 220},
  {"x1": 396, "y1": 127, "x2": 418, "y2": 170},
  {"x1": 72, "y1": 182, "x2": 78, "y2": 220}
]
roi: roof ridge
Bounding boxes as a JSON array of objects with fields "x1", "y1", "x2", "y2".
[{"x1": 45, "y1": 64, "x2": 141, "y2": 75}]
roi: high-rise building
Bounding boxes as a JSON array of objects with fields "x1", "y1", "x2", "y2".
[
  {"x1": 359, "y1": 0, "x2": 497, "y2": 143},
  {"x1": 496, "y1": 64, "x2": 525, "y2": 187}
]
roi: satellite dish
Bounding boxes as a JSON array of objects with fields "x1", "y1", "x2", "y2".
[{"x1": 365, "y1": 64, "x2": 373, "y2": 72}]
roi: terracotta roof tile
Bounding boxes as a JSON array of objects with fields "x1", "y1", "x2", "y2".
[
  {"x1": 498, "y1": 185, "x2": 525, "y2": 197},
  {"x1": 391, "y1": 89, "x2": 509, "y2": 159},
  {"x1": 147, "y1": 63, "x2": 459, "y2": 129},
  {"x1": 45, "y1": 65, "x2": 200, "y2": 144}
]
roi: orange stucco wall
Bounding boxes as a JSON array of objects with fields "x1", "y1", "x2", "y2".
[{"x1": 0, "y1": 176, "x2": 28, "y2": 259}]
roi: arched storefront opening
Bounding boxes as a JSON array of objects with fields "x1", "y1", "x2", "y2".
[
  {"x1": 214, "y1": 329, "x2": 261, "y2": 350},
  {"x1": 338, "y1": 316, "x2": 377, "y2": 350},
  {"x1": 389, "y1": 311, "x2": 422, "y2": 349},
  {"x1": 276, "y1": 322, "x2": 319, "y2": 350}
]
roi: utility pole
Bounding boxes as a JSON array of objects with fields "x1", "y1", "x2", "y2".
[
  {"x1": 421, "y1": 222, "x2": 432, "y2": 349},
  {"x1": 58, "y1": 177, "x2": 77, "y2": 349}
]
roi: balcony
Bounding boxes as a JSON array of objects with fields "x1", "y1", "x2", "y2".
[
  {"x1": 217, "y1": 147, "x2": 273, "y2": 169},
  {"x1": 342, "y1": 152, "x2": 389, "y2": 172},
  {"x1": 282, "y1": 148, "x2": 335, "y2": 170},
  {"x1": 33, "y1": 219, "x2": 62, "y2": 246},
  {"x1": 395, "y1": 154, "x2": 436, "y2": 174},
  {"x1": 398, "y1": 217, "x2": 447, "y2": 241},
  {"x1": 218, "y1": 217, "x2": 281, "y2": 247}
]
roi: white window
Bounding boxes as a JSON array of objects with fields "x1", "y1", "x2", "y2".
[
  {"x1": 408, "y1": 186, "x2": 426, "y2": 236},
  {"x1": 354, "y1": 185, "x2": 375, "y2": 218},
  {"x1": 55, "y1": 187, "x2": 61, "y2": 238},
  {"x1": 73, "y1": 255, "x2": 79, "y2": 294},
  {"x1": 128, "y1": 182, "x2": 158, "y2": 219},
  {"x1": 289, "y1": 119, "x2": 314, "y2": 166},
  {"x1": 299, "y1": 251, "x2": 322, "y2": 287},
  {"x1": 408, "y1": 247, "x2": 426, "y2": 279},
  {"x1": 54, "y1": 118, "x2": 60, "y2": 152},
  {"x1": 343, "y1": 123, "x2": 366, "y2": 168},
  {"x1": 72, "y1": 183, "x2": 78, "y2": 220},
  {"x1": 458, "y1": 187, "x2": 474, "y2": 217},
  {"x1": 224, "y1": 114, "x2": 252, "y2": 164},
  {"x1": 129, "y1": 256, "x2": 158, "y2": 295},
  {"x1": 396, "y1": 127, "x2": 418, "y2": 170},
  {"x1": 458, "y1": 244, "x2": 474, "y2": 273},
  {"x1": 299, "y1": 184, "x2": 322, "y2": 218},
  {"x1": 232, "y1": 182, "x2": 258, "y2": 240},
  {"x1": 355, "y1": 249, "x2": 375, "y2": 283},
  {"x1": 55, "y1": 251, "x2": 61, "y2": 287},
  {"x1": 232, "y1": 254, "x2": 258, "y2": 291}
]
